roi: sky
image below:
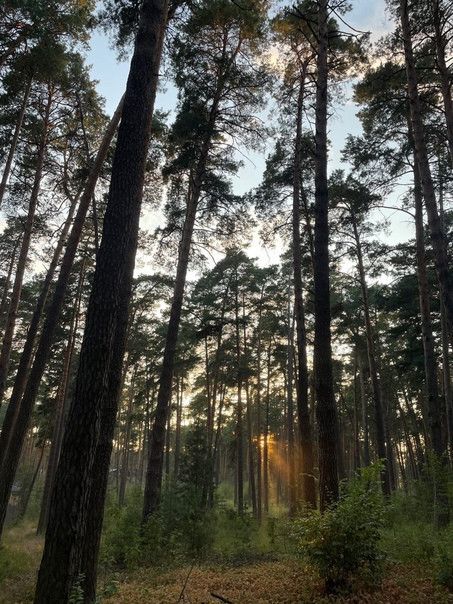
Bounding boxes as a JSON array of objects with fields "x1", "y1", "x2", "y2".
[{"x1": 85, "y1": 0, "x2": 413, "y2": 269}]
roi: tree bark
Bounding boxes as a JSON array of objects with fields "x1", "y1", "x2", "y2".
[
  {"x1": 0, "y1": 76, "x2": 32, "y2": 208},
  {"x1": 292, "y1": 63, "x2": 316, "y2": 508},
  {"x1": 313, "y1": 0, "x2": 339, "y2": 510},
  {"x1": 37, "y1": 259, "x2": 85, "y2": 535},
  {"x1": 0, "y1": 86, "x2": 52, "y2": 403},
  {"x1": 350, "y1": 209, "x2": 390, "y2": 496},
  {"x1": 0, "y1": 97, "x2": 123, "y2": 541},
  {"x1": 0, "y1": 236, "x2": 20, "y2": 334},
  {"x1": 400, "y1": 0, "x2": 453, "y2": 343},
  {"x1": 0, "y1": 190, "x2": 78, "y2": 464},
  {"x1": 431, "y1": 0, "x2": 453, "y2": 167},
  {"x1": 33, "y1": 0, "x2": 168, "y2": 600}
]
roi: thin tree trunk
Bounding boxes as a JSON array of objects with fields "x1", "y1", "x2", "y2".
[
  {"x1": 33, "y1": 0, "x2": 168, "y2": 600},
  {"x1": 119, "y1": 368, "x2": 136, "y2": 507},
  {"x1": 235, "y1": 274, "x2": 244, "y2": 514},
  {"x1": 263, "y1": 341, "x2": 271, "y2": 514},
  {"x1": 400, "y1": 0, "x2": 453, "y2": 343},
  {"x1": 17, "y1": 445, "x2": 44, "y2": 520},
  {"x1": 358, "y1": 354, "x2": 370, "y2": 466},
  {"x1": 0, "y1": 76, "x2": 32, "y2": 207},
  {"x1": 313, "y1": 0, "x2": 339, "y2": 510},
  {"x1": 350, "y1": 210, "x2": 390, "y2": 495},
  {"x1": 37, "y1": 259, "x2": 85, "y2": 535},
  {"x1": 0, "y1": 236, "x2": 20, "y2": 333},
  {"x1": 286, "y1": 289, "x2": 297, "y2": 516},
  {"x1": 256, "y1": 302, "x2": 263, "y2": 521},
  {"x1": 431, "y1": 0, "x2": 453, "y2": 167},
  {"x1": 0, "y1": 97, "x2": 123, "y2": 540},
  {"x1": 0, "y1": 87, "x2": 52, "y2": 403},
  {"x1": 143, "y1": 37, "x2": 243, "y2": 521},
  {"x1": 0, "y1": 190, "x2": 78, "y2": 462}
]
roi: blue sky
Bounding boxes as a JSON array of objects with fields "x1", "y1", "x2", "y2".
[{"x1": 86, "y1": 0, "x2": 412, "y2": 257}]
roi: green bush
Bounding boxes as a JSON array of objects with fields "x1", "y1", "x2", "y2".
[{"x1": 290, "y1": 464, "x2": 385, "y2": 594}]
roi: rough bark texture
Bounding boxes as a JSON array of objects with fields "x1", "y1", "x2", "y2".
[
  {"x1": 0, "y1": 97, "x2": 123, "y2": 540},
  {"x1": 33, "y1": 1, "x2": 168, "y2": 600},
  {"x1": 292, "y1": 64, "x2": 316, "y2": 508},
  {"x1": 313, "y1": 0, "x2": 339, "y2": 510}
]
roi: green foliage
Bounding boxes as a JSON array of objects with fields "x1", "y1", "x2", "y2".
[{"x1": 290, "y1": 464, "x2": 385, "y2": 593}]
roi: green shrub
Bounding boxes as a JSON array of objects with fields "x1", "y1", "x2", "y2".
[{"x1": 290, "y1": 464, "x2": 385, "y2": 594}]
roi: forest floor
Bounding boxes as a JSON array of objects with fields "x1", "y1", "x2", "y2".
[{"x1": 1, "y1": 523, "x2": 453, "y2": 604}]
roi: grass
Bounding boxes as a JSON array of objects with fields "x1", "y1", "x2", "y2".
[
  {"x1": 1, "y1": 507, "x2": 453, "y2": 603},
  {"x1": 0, "y1": 522, "x2": 43, "y2": 604}
]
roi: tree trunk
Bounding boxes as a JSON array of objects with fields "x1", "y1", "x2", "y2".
[
  {"x1": 400, "y1": 0, "x2": 453, "y2": 343},
  {"x1": 142, "y1": 36, "x2": 244, "y2": 520},
  {"x1": 0, "y1": 190, "x2": 78, "y2": 463},
  {"x1": 0, "y1": 76, "x2": 32, "y2": 207},
  {"x1": 358, "y1": 354, "x2": 370, "y2": 466},
  {"x1": 119, "y1": 367, "x2": 136, "y2": 507},
  {"x1": 0, "y1": 236, "x2": 20, "y2": 333},
  {"x1": 17, "y1": 445, "x2": 44, "y2": 520},
  {"x1": 263, "y1": 341, "x2": 271, "y2": 514},
  {"x1": 313, "y1": 0, "x2": 339, "y2": 510},
  {"x1": 0, "y1": 97, "x2": 123, "y2": 541},
  {"x1": 33, "y1": 1, "x2": 168, "y2": 601},
  {"x1": 37, "y1": 259, "x2": 85, "y2": 535},
  {"x1": 292, "y1": 63, "x2": 316, "y2": 509},
  {"x1": 235, "y1": 275, "x2": 244, "y2": 514},
  {"x1": 286, "y1": 290, "x2": 297, "y2": 515},
  {"x1": 0, "y1": 86, "x2": 52, "y2": 404},
  {"x1": 350, "y1": 209, "x2": 390, "y2": 496},
  {"x1": 431, "y1": 0, "x2": 453, "y2": 167}
]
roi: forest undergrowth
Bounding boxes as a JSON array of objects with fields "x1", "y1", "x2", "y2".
[{"x1": 1, "y1": 468, "x2": 452, "y2": 603}]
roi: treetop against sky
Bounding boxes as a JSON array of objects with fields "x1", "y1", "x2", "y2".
[{"x1": 85, "y1": 0, "x2": 410, "y2": 272}]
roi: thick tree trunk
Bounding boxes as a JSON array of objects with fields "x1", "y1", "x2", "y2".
[
  {"x1": 0, "y1": 87, "x2": 52, "y2": 404},
  {"x1": 431, "y1": 0, "x2": 453, "y2": 167},
  {"x1": 400, "y1": 0, "x2": 453, "y2": 342},
  {"x1": 33, "y1": 1, "x2": 168, "y2": 601},
  {"x1": 313, "y1": 0, "x2": 339, "y2": 510},
  {"x1": 0, "y1": 77, "x2": 32, "y2": 208},
  {"x1": 292, "y1": 64, "x2": 316, "y2": 509},
  {"x1": 350, "y1": 210, "x2": 390, "y2": 496},
  {"x1": 0, "y1": 97, "x2": 123, "y2": 541}
]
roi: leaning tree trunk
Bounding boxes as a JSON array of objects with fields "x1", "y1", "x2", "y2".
[
  {"x1": 0, "y1": 191, "x2": 78, "y2": 465},
  {"x1": 0, "y1": 76, "x2": 32, "y2": 208},
  {"x1": 0, "y1": 87, "x2": 52, "y2": 405},
  {"x1": 400, "y1": 0, "x2": 453, "y2": 344},
  {"x1": 0, "y1": 97, "x2": 123, "y2": 541},
  {"x1": 313, "y1": 0, "x2": 339, "y2": 510},
  {"x1": 37, "y1": 259, "x2": 85, "y2": 535},
  {"x1": 292, "y1": 62, "x2": 316, "y2": 508},
  {"x1": 350, "y1": 209, "x2": 391, "y2": 496},
  {"x1": 431, "y1": 0, "x2": 453, "y2": 167},
  {"x1": 33, "y1": 1, "x2": 169, "y2": 601}
]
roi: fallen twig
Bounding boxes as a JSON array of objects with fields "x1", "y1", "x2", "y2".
[{"x1": 211, "y1": 592, "x2": 233, "y2": 604}]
